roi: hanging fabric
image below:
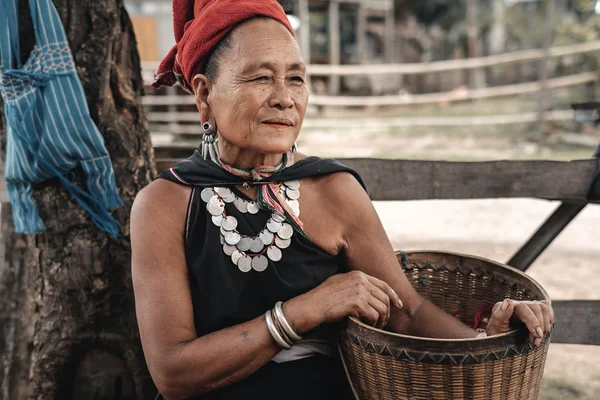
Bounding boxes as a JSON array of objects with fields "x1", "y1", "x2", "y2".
[{"x1": 0, "y1": 0, "x2": 122, "y2": 237}]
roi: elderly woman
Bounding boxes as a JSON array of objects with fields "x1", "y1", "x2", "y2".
[{"x1": 131, "y1": 1, "x2": 555, "y2": 399}]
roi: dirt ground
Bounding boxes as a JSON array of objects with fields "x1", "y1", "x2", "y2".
[{"x1": 297, "y1": 107, "x2": 600, "y2": 399}]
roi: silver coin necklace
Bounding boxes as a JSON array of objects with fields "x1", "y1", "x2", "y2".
[{"x1": 202, "y1": 180, "x2": 300, "y2": 273}]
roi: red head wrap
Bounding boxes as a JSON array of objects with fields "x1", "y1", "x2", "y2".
[{"x1": 152, "y1": 0, "x2": 296, "y2": 93}]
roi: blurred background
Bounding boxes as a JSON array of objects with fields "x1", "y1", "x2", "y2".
[{"x1": 132, "y1": 1, "x2": 600, "y2": 399}]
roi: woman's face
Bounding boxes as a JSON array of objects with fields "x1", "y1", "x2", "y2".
[{"x1": 198, "y1": 18, "x2": 308, "y2": 155}]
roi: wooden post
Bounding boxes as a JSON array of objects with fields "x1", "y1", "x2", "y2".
[
  {"x1": 466, "y1": 0, "x2": 485, "y2": 89},
  {"x1": 356, "y1": 2, "x2": 366, "y2": 64},
  {"x1": 328, "y1": 0, "x2": 341, "y2": 95},
  {"x1": 298, "y1": 0, "x2": 310, "y2": 62},
  {"x1": 537, "y1": 0, "x2": 556, "y2": 143},
  {"x1": 384, "y1": 0, "x2": 395, "y2": 63},
  {"x1": 297, "y1": 0, "x2": 311, "y2": 93}
]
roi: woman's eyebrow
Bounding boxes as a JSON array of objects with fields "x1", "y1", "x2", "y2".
[{"x1": 241, "y1": 61, "x2": 306, "y2": 74}]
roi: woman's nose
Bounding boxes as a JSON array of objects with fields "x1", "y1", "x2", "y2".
[{"x1": 268, "y1": 81, "x2": 294, "y2": 110}]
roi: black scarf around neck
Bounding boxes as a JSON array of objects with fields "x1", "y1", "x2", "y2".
[{"x1": 159, "y1": 148, "x2": 367, "y2": 191}]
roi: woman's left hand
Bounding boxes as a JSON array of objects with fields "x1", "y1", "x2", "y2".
[{"x1": 486, "y1": 299, "x2": 555, "y2": 346}]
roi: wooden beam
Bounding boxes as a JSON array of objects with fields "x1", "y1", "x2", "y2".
[
  {"x1": 466, "y1": 0, "x2": 485, "y2": 89},
  {"x1": 328, "y1": 0, "x2": 341, "y2": 95},
  {"x1": 384, "y1": 1, "x2": 395, "y2": 63},
  {"x1": 551, "y1": 300, "x2": 600, "y2": 345},
  {"x1": 146, "y1": 110, "x2": 576, "y2": 125},
  {"x1": 303, "y1": 41, "x2": 600, "y2": 76},
  {"x1": 308, "y1": 72, "x2": 599, "y2": 106},
  {"x1": 356, "y1": 3, "x2": 366, "y2": 64},
  {"x1": 140, "y1": 41, "x2": 600, "y2": 79},
  {"x1": 537, "y1": 0, "x2": 556, "y2": 142},
  {"x1": 298, "y1": 0, "x2": 310, "y2": 62},
  {"x1": 153, "y1": 153, "x2": 598, "y2": 203},
  {"x1": 142, "y1": 73, "x2": 598, "y2": 108},
  {"x1": 507, "y1": 203, "x2": 587, "y2": 271}
]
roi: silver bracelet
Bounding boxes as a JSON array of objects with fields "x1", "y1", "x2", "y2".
[
  {"x1": 476, "y1": 332, "x2": 488, "y2": 339},
  {"x1": 274, "y1": 301, "x2": 302, "y2": 343},
  {"x1": 265, "y1": 310, "x2": 292, "y2": 350}
]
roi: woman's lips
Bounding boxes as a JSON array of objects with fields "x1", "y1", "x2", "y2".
[{"x1": 262, "y1": 119, "x2": 294, "y2": 128}]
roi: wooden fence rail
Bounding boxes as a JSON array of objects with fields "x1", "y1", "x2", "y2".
[
  {"x1": 153, "y1": 145, "x2": 600, "y2": 345},
  {"x1": 141, "y1": 72, "x2": 597, "y2": 108},
  {"x1": 141, "y1": 40, "x2": 600, "y2": 78},
  {"x1": 308, "y1": 72, "x2": 598, "y2": 107}
]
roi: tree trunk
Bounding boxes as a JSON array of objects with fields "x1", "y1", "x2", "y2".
[{"x1": 0, "y1": 1, "x2": 156, "y2": 399}]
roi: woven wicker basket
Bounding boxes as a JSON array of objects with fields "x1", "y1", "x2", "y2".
[{"x1": 339, "y1": 251, "x2": 551, "y2": 400}]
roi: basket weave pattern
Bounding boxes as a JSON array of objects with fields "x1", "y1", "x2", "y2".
[{"x1": 339, "y1": 251, "x2": 551, "y2": 400}]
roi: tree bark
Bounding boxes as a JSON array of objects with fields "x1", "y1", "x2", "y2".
[{"x1": 0, "y1": 1, "x2": 156, "y2": 399}]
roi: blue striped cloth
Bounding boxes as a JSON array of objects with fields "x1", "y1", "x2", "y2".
[{"x1": 0, "y1": 0, "x2": 122, "y2": 237}]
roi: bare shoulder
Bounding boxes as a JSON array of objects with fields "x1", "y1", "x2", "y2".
[
  {"x1": 311, "y1": 167, "x2": 367, "y2": 207},
  {"x1": 131, "y1": 178, "x2": 192, "y2": 239}
]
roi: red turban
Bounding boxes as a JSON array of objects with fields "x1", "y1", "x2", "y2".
[{"x1": 152, "y1": 0, "x2": 296, "y2": 93}]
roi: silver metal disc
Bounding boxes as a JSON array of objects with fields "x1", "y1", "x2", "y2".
[
  {"x1": 207, "y1": 198, "x2": 225, "y2": 216},
  {"x1": 247, "y1": 202, "x2": 260, "y2": 214},
  {"x1": 259, "y1": 230, "x2": 274, "y2": 245},
  {"x1": 201, "y1": 188, "x2": 215, "y2": 203},
  {"x1": 225, "y1": 231, "x2": 241, "y2": 245},
  {"x1": 223, "y1": 243, "x2": 236, "y2": 256},
  {"x1": 221, "y1": 216, "x2": 238, "y2": 231},
  {"x1": 220, "y1": 235, "x2": 225, "y2": 245},
  {"x1": 234, "y1": 198, "x2": 248, "y2": 213},
  {"x1": 220, "y1": 226, "x2": 228, "y2": 236},
  {"x1": 286, "y1": 188, "x2": 300, "y2": 200},
  {"x1": 285, "y1": 180, "x2": 300, "y2": 190},
  {"x1": 266, "y1": 219, "x2": 282, "y2": 233},
  {"x1": 252, "y1": 255, "x2": 268, "y2": 272},
  {"x1": 278, "y1": 223, "x2": 293, "y2": 240},
  {"x1": 286, "y1": 199, "x2": 299, "y2": 210},
  {"x1": 211, "y1": 215, "x2": 223, "y2": 227},
  {"x1": 275, "y1": 236, "x2": 291, "y2": 249},
  {"x1": 238, "y1": 256, "x2": 252, "y2": 273},
  {"x1": 267, "y1": 246, "x2": 282, "y2": 262},
  {"x1": 272, "y1": 212, "x2": 285, "y2": 223},
  {"x1": 222, "y1": 194, "x2": 236, "y2": 204},
  {"x1": 231, "y1": 250, "x2": 243, "y2": 265},
  {"x1": 214, "y1": 187, "x2": 232, "y2": 198},
  {"x1": 250, "y1": 238, "x2": 264, "y2": 253},
  {"x1": 237, "y1": 237, "x2": 253, "y2": 252}
]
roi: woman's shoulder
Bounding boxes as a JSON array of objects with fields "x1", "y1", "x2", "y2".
[{"x1": 131, "y1": 178, "x2": 192, "y2": 233}]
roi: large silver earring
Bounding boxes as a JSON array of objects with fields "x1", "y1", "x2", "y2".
[{"x1": 201, "y1": 119, "x2": 216, "y2": 160}]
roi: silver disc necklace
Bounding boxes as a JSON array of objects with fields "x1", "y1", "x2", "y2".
[{"x1": 202, "y1": 180, "x2": 300, "y2": 273}]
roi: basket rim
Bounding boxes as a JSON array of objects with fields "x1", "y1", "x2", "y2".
[{"x1": 346, "y1": 249, "x2": 550, "y2": 343}]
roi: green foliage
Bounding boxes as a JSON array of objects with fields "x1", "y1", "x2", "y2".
[{"x1": 554, "y1": 9, "x2": 600, "y2": 71}]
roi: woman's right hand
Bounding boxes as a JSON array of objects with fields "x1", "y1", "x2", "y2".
[{"x1": 283, "y1": 271, "x2": 403, "y2": 334}]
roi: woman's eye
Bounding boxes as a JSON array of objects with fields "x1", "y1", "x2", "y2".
[
  {"x1": 255, "y1": 76, "x2": 270, "y2": 82},
  {"x1": 290, "y1": 76, "x2": 305, "y2": 83}
]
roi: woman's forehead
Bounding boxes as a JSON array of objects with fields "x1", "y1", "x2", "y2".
[{"x1": 228, "y1": 19, "x2": 303, "y2": 70}]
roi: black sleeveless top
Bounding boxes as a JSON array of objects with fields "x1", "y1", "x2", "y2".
[
  {"x1": 181, "y1": 183, "x2": 344, "y2": 337},
  {"x1": 157, "y1": 153, "x2": 362, "y2": 399}
]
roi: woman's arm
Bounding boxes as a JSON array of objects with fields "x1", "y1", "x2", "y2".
[
  {"x1": 131, "y1": 180, "x2": 283, "y2": 399},
  {"x1": 131, "y1": 179, "x2": 401, "y2": 399},
  {"x1": 325, "y1": 172, "x2": 554, "y2": 341}
]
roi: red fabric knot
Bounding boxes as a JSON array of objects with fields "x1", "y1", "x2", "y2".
[{"x1": 152, "y1": 0, "x2": 295, "y2": 93}]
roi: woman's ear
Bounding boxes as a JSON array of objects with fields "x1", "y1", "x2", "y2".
[{"x1": 191, "y1": 74, "x2": 212, "y2": 122}]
